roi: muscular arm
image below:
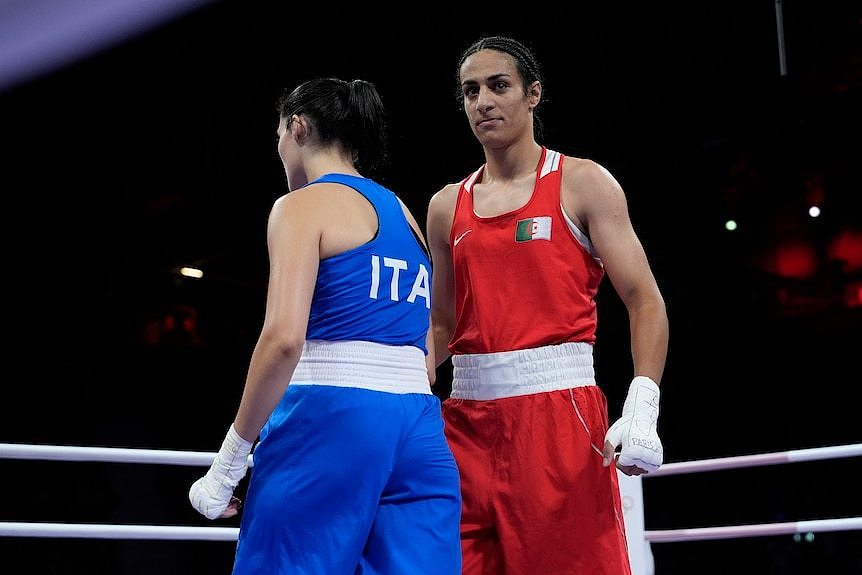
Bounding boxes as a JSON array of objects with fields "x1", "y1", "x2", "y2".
[
  {"x1": 188, "y1": 189, "x2": 325, "y2": 519},
  {"x1": 232, "y1": 190, "x2": 321, "y2": 441},
  {"x1": 563, "y1": 160, "x2": 668, "y2": 384},
  {"x1": 426, "y1": 184, "x2": 459, "y2": 368}
]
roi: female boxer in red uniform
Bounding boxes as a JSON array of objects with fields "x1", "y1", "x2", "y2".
[{"x1": 426, "y1": 36, "x2": 670, "y2": 575}]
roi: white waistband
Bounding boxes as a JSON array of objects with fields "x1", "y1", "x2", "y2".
[
  {"x1": 451, "y1": 342, "x2": 595, "y2": 400},
  {"x1": 290, "y1": 340, "x2": 432, "y2": 395}
]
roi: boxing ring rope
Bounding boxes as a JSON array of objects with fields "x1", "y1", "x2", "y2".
[
  {"x1": 645, "y1": 443, "x2": 862, "y2": 477},
  {"x1": 0, "y1": 522, "x2": 238, "y2": 541},
  {"x1": 634, "y1": 443, "x2": 862, "y2": 544},
  {"x1": 0, "y1": 442, "x2": 248, "y2": 467},
  {"x1": 1, "y1": 441, "x2": 860, "y2": 544},
  {"x1": 644, "y1": 517, "x2": 862, "y2": 544}
]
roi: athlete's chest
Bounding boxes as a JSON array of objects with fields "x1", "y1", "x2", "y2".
[{"x1": 470, "y1": 178, "x2": 537, "y2": 218}]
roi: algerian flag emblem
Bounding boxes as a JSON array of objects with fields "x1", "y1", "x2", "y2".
[{"x1": 515, "y1": 216, "x2": 552, "y2": 242}]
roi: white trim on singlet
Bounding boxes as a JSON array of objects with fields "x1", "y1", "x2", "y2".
[
  {"x1": 462, "y1": 168, "x2": 482, "y2": 194},
  {"x1": 544, "y1": 148, "x2": 602, "y2": 263},
  {"x1": 539, "y1": 148, "x2": 562, "y2": 178},
  {"x1": 562, "y1": 206, "x2": 602, "y2": 263},
  {"x1": 462, "y1": 149, "x2": 601, "y2": 264}
]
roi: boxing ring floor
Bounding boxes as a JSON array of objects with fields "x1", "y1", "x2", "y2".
[{"x1": 1, "y1": 441, "x2": 860, "y2": 574}]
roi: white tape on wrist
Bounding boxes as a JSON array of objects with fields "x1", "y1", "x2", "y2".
[
  {"x1": 605, "y1": 375, "x2": 663, "y2": 473},
  {"x1": 189, "y1": 424, "x2": 253, "y2": 520}
]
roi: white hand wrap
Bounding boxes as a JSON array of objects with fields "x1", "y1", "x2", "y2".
[
  {"x1": 189, "y1": 424, "x2": 253, "y2": 520},
  {"x1": 604, "y1": 376, "x2": 663, "y2": 473}
]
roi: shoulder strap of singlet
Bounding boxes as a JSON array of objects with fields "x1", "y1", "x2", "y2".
[
  {"x1": 538, "y1": 148, "x2": 563, "y2": 179},
  {"x1": 461, "y1": 165, "x2": 484, "y2": 195}
]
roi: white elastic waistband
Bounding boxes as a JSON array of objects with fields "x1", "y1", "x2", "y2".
[
  {"x1": 290, "y1": 340, "x2": 432, "y2": 395},
  {"x1": 451, "y1": 342, "x2": 595, "y2": 400}
]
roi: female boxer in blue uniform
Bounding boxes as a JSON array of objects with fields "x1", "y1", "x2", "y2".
[{"x1": 189, "y1": 77, "x2": 462, "y2": 575}]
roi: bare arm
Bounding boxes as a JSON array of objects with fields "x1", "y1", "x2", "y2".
[
  {"x1": 564, "y1": 159, "x2": 668, "y2": 384},
  {"x1": 425, "y1": 318, "x2": 437, "y2": 386},
  {"x1": 426, "y1": 184, "x2": 459, "y2": 368},
  {"x1": 564, "y1": 159, "x2": 668, "y2": 476},
  {"x1": 232, "y1": 190, "x2": 322, "y2": 441}
]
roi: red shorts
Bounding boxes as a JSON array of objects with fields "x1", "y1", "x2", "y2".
[{"x1": 443, "y1": 386, "x2": 632, "y2": 575}]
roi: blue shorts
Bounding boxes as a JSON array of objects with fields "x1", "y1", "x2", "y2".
[{"x1": 232, "y1": 384, "x2": 462, "y2": 575}]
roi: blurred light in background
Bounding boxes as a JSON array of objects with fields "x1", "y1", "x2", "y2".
[{"x1": 0, "y1": 0, "x2": 213, "y2": 92}]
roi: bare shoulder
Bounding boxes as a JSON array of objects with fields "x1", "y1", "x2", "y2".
[
  {"x1": 426, "y1": 181, "x2": 461, "y2": 245},
  {"x1": 267, "y1": 183, "x2": 336, "y2": 228},
  {"x1": 561, "y1": 156, "x2": 628, "y2": 214},
  {"x1": 559, "y1": 156, "x2": 630, "y2": 231},
  {"x1": 269, "y1": 185, "x2": 313, "y2": 217},
  {"x1": 562, "y1": 156, "x2": 623, "y2": 193},
  {"x1": 428, "y1": 181, "x2": 461, "y2": 214},
  {"x1": 267, "y1": 191, "x2": 293, "y2": 224}
]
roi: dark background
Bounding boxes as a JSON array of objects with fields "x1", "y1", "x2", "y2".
[{"x1": 1, "y1": 1, "x2": 860, "y2": 573}]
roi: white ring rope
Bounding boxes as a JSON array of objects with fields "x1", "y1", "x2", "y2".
[
  {"x1": 1, "y1": 442, "x2": 860, "y2": 543},
  {"x1": 0, "y1": 443, "x2": 253, "y2": 467},
  {"x1": 645, "y1": 517, "x2": 862, "y2": 543},
  {"x1": 0, "y1": 442, "x2": 250, "y2": 541},
  {"x1": 0, "y1": 522, "x2": 238, "y2": 541},
  {"x1": 645, "y1": 443, "x2": 862, "y2": 477},
  {"x1": 2, "y1": 517, "x2": 859, "y2": 542},
  {"x1": 638, "y1": 442, "x2": 862, "y2": 545}
]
